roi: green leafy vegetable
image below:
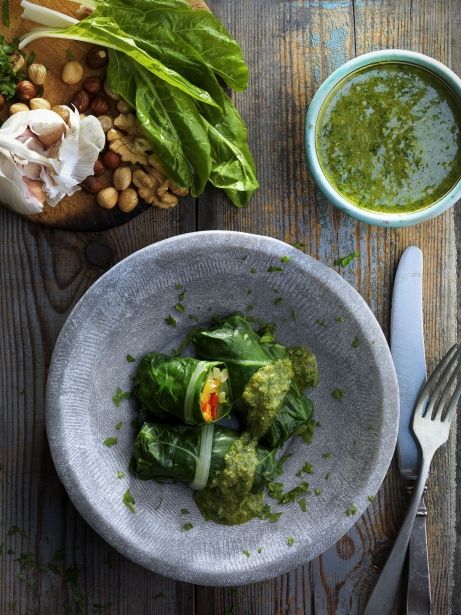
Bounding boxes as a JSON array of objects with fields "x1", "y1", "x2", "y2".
[
  {"x1": 115, "y1": 421, "x2": 123, "y2": 431},
  {"x1": 257, "y1": 547, "x2": 264, "y2": 554},
  {"x1": 2, "y1": 0, "x2": 9, "y2": 27},
  {"x1": 322, "y1": 452, "x2": 331, "y2": 459},
  {"x1": 175, "y1": 303, "x2": 186, "y2": 313},
  {"x1": 352, "y1": 336, "x2": 361, "y2": 348},
  {"x1": 26, "y1": 51, "x2": 36, "y2": 66},
  {"x1": 287, "y1": 537, "x2": 295, "y2": 547},
  {"x1": 280, "y1": 256, "x2": 291, "y2": 263},
  {"x1": 314, "y1": 487, "x2": 321, "y2": 496},
  {"x1": 0, "y1": 36, "x2": 21, "y2": 99},
  {"x1": 126, "y1": 354, "x2": 136, "y2": 363},
  {"x1": 123, "y1": 489, "x2": 136, "y2": 513},
  {"x1": 116, "y1": 471, "x2": 125, "y2": 479},
  {"x1": 367, "y1": 495, "x2": 375, "y2": 502},
  {"x1": 298, "y1": 497, "x2": 307, "y2": 512},
  {"x1": 267, "y1": 265, "x2": 283, "y2": 273},
  {"x1": 334, "y1": 251, "x2": 360, "y2": 267},
  {"x1": 345, "y1": 504, "x2": 357, "y2": 517},
  {"x1": 180, "y1": 508, "x2": 190, "y2": 515},
  {"x1": 273, "y1": 296, "x2": 283, "y2": 306},
  {"x1": 165, "y1": 315, "x2": 177, "y2": 327},
  {"x1": 242, "y1": 549, "x2": 251, "y2": 557},
  {"x1": 181, "y1": 523, "x2": 194, "y2": 531},
  {"x1": 268, "y1": 481, "x2": 310, "y2": 504},
  {"x1": 259, "y1": 504, "x2": 282, "y2": 523}
]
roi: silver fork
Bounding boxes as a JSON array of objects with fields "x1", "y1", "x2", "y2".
[{"x1": 364, "y1": 344, "x2": 461, "y2": 615}]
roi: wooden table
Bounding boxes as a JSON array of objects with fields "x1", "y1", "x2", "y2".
[{"x1": 1, "y1": 1, "x2": 459, "y2": 613}]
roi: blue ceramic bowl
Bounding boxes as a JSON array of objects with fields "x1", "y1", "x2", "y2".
[{"x1": 305, "y1": 50, "x2": 461, "y2": 227}]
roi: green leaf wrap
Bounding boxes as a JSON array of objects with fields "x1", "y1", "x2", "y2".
[
  {"x1": 131, "y1": 422, "x2": 278, "y2": 491},
  {"x1": 193, "y1": 314, "x2": 316, "y2": 447},
  {"x1": 132, "y1": 352, "x2": 231, "y2": 424}
]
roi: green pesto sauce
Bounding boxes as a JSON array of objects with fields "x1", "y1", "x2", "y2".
[
  {"x1": 287, "y1": 347, "x2": 319, "y2": 389},
  {"x1": 194, "y1": 433, "x2": 263, "y2": 525},
  {"x1": 316, "y1": 62, "x2": 461, "y2": 213},
  {"x1": 242, "y1": 359, "x2": 293, "y2": 439}
]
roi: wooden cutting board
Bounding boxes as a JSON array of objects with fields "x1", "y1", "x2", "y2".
[{"x1": 0, "y1": 0, "x2": 208, "y2": 231}]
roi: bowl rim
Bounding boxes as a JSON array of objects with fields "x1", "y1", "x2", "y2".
[
  {"x1": 305, "y1": 49, "x2": 461, "y2": 228},
  {"x1": 46, "y1": 230, "x2": 400, "y2": 585}
]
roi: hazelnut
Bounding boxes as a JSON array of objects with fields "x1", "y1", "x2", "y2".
[
  {"x1": 91, "y1": 95, "x2": 110, "y2": 115},
  {"x1": 113, "y1": 166, "x2": 132, "y2": 191},
  {"x1": 93, "y1": 159, "x2": 105, "y2": 177},
  {"x1": 29, "y1": 97, "x2": 51, "y2": 110},
  {"x1": 97, "y1": 115, "x2": 114, "y2": 133},
  {"x1": 117, "y1": 100, "x2": 134, "y2": 114},
  {"x1": 70, "y1": 90, "x2": 90, "y2": 113},
  {"x1": 83, "y1": 76, "x2": 103, "y2": 95},
  {"x1": 82, "y1": 176, "x2": 104, "y2": 194},
  {"x1": 28, "y1": 63, "x2": 47, "y2": 86},
  {"x1": 102, "y1": 150, "x2": 121, "y2": 170},
  {"x1": 62, "y1": 60, "x2": 84, "y2": 85},
  {"x1": 0, "y1": 94, "x2": 6, "y2": 111},
  {"x1": 118, "y1": 188, "x2": 138, "y2": 213},
  {"x1": 16, "y1": 80, "x2": 38, "y2": 101},
  {"x1": 51, "y1": 105, "x2": 70, "y2": 124},
  {"x1": 103, "y1": 81, "x2": 120, "y2": 101},
  {"x1": 9, "y1": 103, "x2": 29, "y2": 115},
  {"x1": 97, "y1": 187, "x2": 118, "y2": 209},
  {"x1": 86, "y1": 47, "x2": 108, "y2": 69}
]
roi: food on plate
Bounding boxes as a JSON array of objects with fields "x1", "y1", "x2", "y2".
[
  {"x1": 193, "y1": 314, "x2": 318, "y2": 447},
  {"x1": 132, "y1": 352, "x2": 231, "y2": 424},
  {"x1": 127, "y1": 314, "x2": 318, "y2": 525},
  {"x1": 18, "y1": 0, "x2": 259, "y2": 208},
  {"x1": 316, "y1": 62, "x2": 461, "y2": 213}
]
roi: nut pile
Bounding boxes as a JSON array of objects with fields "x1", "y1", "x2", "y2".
[{"x1": 3, "y1": 46, "x2": 189, "y2": 214}]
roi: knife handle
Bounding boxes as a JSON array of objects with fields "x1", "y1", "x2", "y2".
[{"x1": 406, "y1": 486, "x2": 431, "y2": 615}]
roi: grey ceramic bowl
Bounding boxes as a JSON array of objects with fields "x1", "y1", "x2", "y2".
[{"x1": 46, "y1": 231, "x2": 399, "y2": 586}]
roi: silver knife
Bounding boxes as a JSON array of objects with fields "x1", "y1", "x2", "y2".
[{"x1": 390, "y1": 246, "x2": 431, "y2": 615}]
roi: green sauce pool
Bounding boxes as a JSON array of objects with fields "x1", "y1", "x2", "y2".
[{"x1": 316, "y1": 62, "x2": 461, "y2": 213}]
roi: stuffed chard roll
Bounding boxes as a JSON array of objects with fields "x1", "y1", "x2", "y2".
[
  {"x1": 132, "y1": 352, "x2": 231, "y2": 424},
  {"x1": 131, "y1": 422, "x2": 278, "y2": 524},
  {"x1": 193, "y1": 314, "x2": 318, "y2": 447}
]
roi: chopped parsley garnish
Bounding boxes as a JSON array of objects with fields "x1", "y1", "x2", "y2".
[
  {"x1": 268, "y1": 481, "x2": 310, "y2": 504},
  {"x1": 331, "y1": 388, "x2": 344, "y2": 401},
  {"x1": 116, "y1": 471, "x2": 125, "y2": 479},
  {"x1": 175, "y1": 302, "x2": 185, "y2": 313},
  {"x1": 112, "y1": 387, "x2": 131, "y2": 407},
  {"x1": 259, "y1": 504, "x2": 282, "y2": 523},
  {"x1": 287, "y1": 537, "x2": 295, "y2": 547},
  {"x1": 296, "y1": 462, "x2": 314, "y2": 477},
  {"x1": 175, "y1": 283, "x2": 183, "y2": 290},
  {"x1": 315, "y1": 319, "x2": 326, "y2": 327},
  {"x1": 2, "y1": 1, "x2": 10, "y2": 27},
  {"x1": 181, "y1": 523, "x2": 193, "y2": 532},
  {"x1": 66, "y1": 48, "x2": 75, "y2": 61},
  {"x1": 291, "y1": 241, "x2": 306, "y2": 251},
  {"x1": 314, "y1": 487, "x2": 321, "y2": 496},
  {"x1": 280, "y1": 256, "x2": 291, "y2": 264},
  {"x1": 335, "y1": 316, "x2": 345, "y2": 322},
  {"x1": 273, "y1": 296, "x2": 283, "y2": 306},
  {"x1": 165, "y1": 315, "x2": 177, "y2": 327},
  {"x1": 367, "y1": 495, "x2": 375, "y2": 502},
  {"x1": 115, "y1": 421, "x2": 123, "y2": 431},
  {"x1": 180, "y1": 508, "x2": 190, "y2": 515},
  {"x1": 242, "y1": 549, "x2": 251, "y2": 557},
  {"x1": 334, "y1": 251, "x2": 360, "y2": 267},
  {"x1": 322, "y1": 452, "x2": 331, "y2": 459},
  {"x1": 345, "y1": 504, "x2": 357, "y2": 517},
  {"x1": 0, "y1": 36, "x2": 21, "y2": 99},
  {"x1": 352, "y1": 336, "x2": 361, "y2": 348},
  {"x1": 267, "y1": 265, "x2": 283, "y2": 272},
  {"x1": 178, "y1": 289, "x2": 186, "y2": 301},
  {"x1": 123, "y1": 489, "x2": 136, "y2": 513},
  {"x1": 291, "y1": 307, "x2": 297, "y2": 321},
  {"x1": 103, "y1": 437, "x2": 118, "y2": 447},
  {"x1": 298, "y1": 497, "x2": 307, "y2": 512},
  {"x1": 257, "y1": 547, "x2": 264, "y2": 554},
  {"x1": 274, "y1": 453, "x2": 293, "y2": 477},
  {"x1": 126, "y1": 354, "x2": 135, "y2": 363}
]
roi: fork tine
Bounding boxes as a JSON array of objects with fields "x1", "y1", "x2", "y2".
[
  {"x1": 442, "y1": 377, "x2": 461, "y2": 425},
  {"x1": 433, "y1": 359, "x2": 460, "y2": 420},
  {"x1": 415, "y1": 344, "x2": 459, "y2": 416}
]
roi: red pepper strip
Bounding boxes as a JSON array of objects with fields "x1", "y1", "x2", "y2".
[{"x1": 209, "y1": 392, "x2": 219, "y2": 420}]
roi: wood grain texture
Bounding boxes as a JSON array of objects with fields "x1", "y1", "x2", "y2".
[
  {"x1": 0, "y1": 0, "x2": 207, "y2": 231},
  {"x1": 0, "y1": 1, "x2": 459, "y2": 614}
]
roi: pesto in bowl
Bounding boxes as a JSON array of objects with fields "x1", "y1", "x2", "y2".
[{"x1": 305, "y1": 50, "x2": 461, "y2": 227}]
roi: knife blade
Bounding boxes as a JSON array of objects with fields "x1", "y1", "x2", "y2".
[
  {"x1": 391, "y1": 246, "x2": 426, "y2": 478},
  {"x1": 390, "y1": 245, "x2": 431, "y2": 614}
]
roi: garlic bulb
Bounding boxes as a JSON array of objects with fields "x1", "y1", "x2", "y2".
[{"x1": 0, "y1": 107, "x2": 105, "y2": 214}]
